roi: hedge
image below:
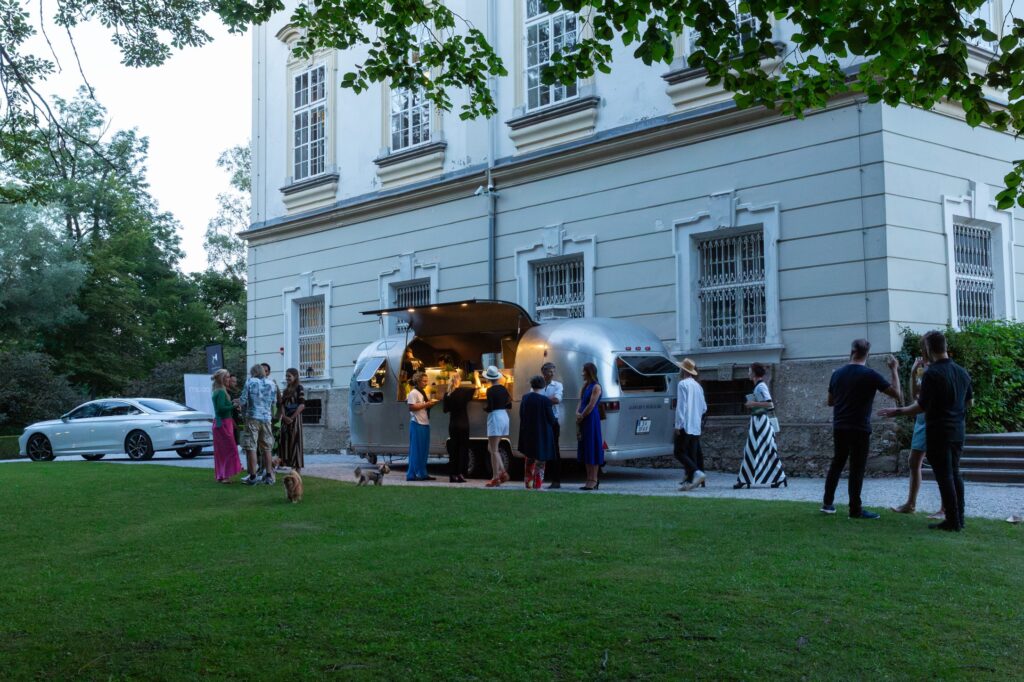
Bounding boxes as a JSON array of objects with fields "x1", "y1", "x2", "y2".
[
  {"x1": 899, "y1": 321, "x2": 1024, "y2": 434},
  {"x1": 0, "y1": 435, "x2": 22, "y2": 460}
]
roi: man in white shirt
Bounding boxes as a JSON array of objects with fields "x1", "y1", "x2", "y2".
[
  {"x1": 540, "y1": 362, "x2": 564, "y2": 489},
  {"x1": 675, "y1": 358, "x2": 708, "y2": 491}
]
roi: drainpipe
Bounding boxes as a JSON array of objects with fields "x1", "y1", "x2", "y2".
[{"x1": 486, "y1": 0, "x2": 499, "y2": 300}]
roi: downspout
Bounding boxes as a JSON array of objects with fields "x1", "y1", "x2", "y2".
[{"x1": 486, "y1": 0, "x2": 499, "y2": 300}]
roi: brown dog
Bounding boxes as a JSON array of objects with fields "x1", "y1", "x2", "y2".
[{"x1": 283, "y1": 470, "x2": 303, "y2": 503}]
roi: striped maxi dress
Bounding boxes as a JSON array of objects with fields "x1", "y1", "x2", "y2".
[{"x1": 736, "y1": 380, "x2": 787, "y2": 486}]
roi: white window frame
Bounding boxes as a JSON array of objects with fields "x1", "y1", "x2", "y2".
[
  {"x1": 943, "y1": 185, "x2": 1017, "y2": 328},
  {"x1": 515, "y1": 224, "x2": 596, "y2": 319},
  {"x1": 283, "y1": 273, "x2": 332, "y2": 384},
  {"x1": 674, "y1": 193, "x2": 781, "y2": 355},
  {"x1": 389, "y1": 41, "x2": 433, "y2": 153},
  {"x1": 524, "y1": 1, "x2": 579, "y2": 111},
  {"x1": 292, "y1": 62, "x2": 328, "y2": 182},
  {"x1": 683, "y1": 0, "x2": 764, "y2": 56},
  {"x1": 391, "y1": 278, "x2": 432, "y2": 332},
  {"x1": 961, "y1": 0, "x2": 1004, "y2": 51}
]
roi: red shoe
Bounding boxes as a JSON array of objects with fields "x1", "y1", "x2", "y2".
[
  {"x1": 485, "y1": 478, "x2": 501, "y2": 487},
  {"x1": 499, "y1": 471, "x2": 510, "y2": 483},
  {"x1": 533, "y1": 471, "x2": 543, "y2": 489}
]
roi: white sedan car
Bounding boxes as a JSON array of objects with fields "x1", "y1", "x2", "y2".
[{"x1": 19, "y1": 398, "x2": 215, "y2": 462}]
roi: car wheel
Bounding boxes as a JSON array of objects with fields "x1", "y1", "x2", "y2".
[
  {"x1": 176, "y1": 447, "x2": 201, "y2": 459},
  {"x1": 27, "y1": 434, "x2": 55, "y2": 462},
  {"x1": 125, "y1": 431, "x2": 155, "y2": 461},
  {"x1": 81, "y1": 453, "x2": 106, "y2": 461}
]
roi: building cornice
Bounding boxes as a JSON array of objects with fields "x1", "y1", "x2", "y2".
[{"x1": 240, "y1": 92, "x2": 865, "y2": 245}]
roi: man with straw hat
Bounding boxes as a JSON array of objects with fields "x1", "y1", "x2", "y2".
[{"x1": 675, "y1": 358, "x2": 708, "y2": 492}]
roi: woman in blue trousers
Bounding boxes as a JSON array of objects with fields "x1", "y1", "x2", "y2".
[{"x1": 406, "y1": 372, "x2": 438, "y2": 481}]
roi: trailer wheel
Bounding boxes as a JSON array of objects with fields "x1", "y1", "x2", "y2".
[
  {"x1": 465, "y1": 442, "x2": 490, "y2": 479},
  {"x1": 365, "y1": 454, "x2": 378, "y2": 465}
]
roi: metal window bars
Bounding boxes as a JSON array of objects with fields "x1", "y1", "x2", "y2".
[
  {"x1": 393, "y1": 280, "x2": 431, "y2": 332},
  {"x1": 954, "y1": 221, "x2": 996, "y2": 326},
  {"x1": 297, "y1": 297, "x2": 326, "y2": 378},
  {"x1": 697, "y1": 231, "x2": 766, "y2": 348},
  {"x1": 534, "y1": 256, "x2": 585, "y2": 320}
]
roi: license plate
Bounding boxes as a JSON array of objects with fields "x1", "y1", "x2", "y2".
[
  {"x1": 634, "y1": 418, "x2": 652, "y2": 435},
  {"x1": 193, "y1": 432, "x2": 212, "y2": 440}
]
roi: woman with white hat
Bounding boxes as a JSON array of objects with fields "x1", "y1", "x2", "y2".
[{"x1": 482, "y1": 365, "x2": 512, "y2": 487}]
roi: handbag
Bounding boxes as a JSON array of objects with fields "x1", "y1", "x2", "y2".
[{"x1": 768, "y1": 416, "x2": 781, "y2": 435}]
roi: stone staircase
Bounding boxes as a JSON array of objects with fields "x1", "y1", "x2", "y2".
[{"x1": 925, "y1": 433, "x2": 1024, "y2": 484}]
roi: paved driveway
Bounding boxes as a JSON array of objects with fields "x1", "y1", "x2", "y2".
[{"x1": 5, "y1": 451, "x2": 1022, "y2": 521}]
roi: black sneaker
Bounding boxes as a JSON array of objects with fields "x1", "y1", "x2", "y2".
[
  {"x1": 820, "y1": 504, "x2": 837, "y2": 514},
  {"x1": 850, "y1": 510, "x2": 880, "y2": 520}
]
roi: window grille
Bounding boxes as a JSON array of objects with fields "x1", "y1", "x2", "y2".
[
  {"x1": 393, "y1": 279, "x2": 431, "y2": 332},
  {"x1": 301, "y1": 398, "x2": 323, "y2": 425},
  {"x1": 525, "y1": 1, "x2": 578, "y2": 111},
  {"x1": 297, "y1": 297, "x2": 326, "y2": 377},
  {"x1": 293, "y1": 64, "x2": 327, "y2": 181},
  {"x1": 697, "y1": 231, "x2": 766, "y2": 348},
  {"x1": 533, "y1": 255, "x2": 585, "y2": 320},
  {"x1": 954, "y1": 221, "x2": 995, "y2": 326}
]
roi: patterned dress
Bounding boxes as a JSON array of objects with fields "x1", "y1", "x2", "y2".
[
  {"x1": 736, "y1": 381, "x2": 786, "y2": 486},
  {"x1": 279, "y1": 384, "x2": 305, "y2": 470}
]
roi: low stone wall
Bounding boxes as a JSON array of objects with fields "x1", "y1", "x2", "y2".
[{"x1": 301, "y1": 387, "x2": 350, "y2": 453}]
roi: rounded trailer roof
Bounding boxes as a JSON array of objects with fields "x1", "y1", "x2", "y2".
[{"x1": 520, "y1": 317, "x2": 674, "y2": 356}]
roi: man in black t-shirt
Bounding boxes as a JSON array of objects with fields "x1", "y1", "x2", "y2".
[
  {"x1": 880, "y1": 331, "x2": 972, "y2": 531},
  {"x1": 822, "y1": 339, "x2": 903, "y2": 519}
]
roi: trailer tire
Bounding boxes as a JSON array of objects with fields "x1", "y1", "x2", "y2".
[{"x1": 465, "y1": 441, "x2": 490, "y2": 479}]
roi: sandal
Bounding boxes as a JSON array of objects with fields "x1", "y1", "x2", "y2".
[
  {"x1": 927, "y1": 510, "x2": 946, "y2": 520},
  {"x1": 499, "y1": 471, "x2": 510, "y2": 483},
  {"x1": 485, "y1": 479, "x2": 501, "y2": 487},
  {"x1": 889, "y1": 503, "x2": 915, "y2": 514}
]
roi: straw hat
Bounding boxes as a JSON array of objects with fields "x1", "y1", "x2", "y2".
[
  {"x1": 482, "y1": 365, "x2": 503, "y2": 381},
  {"x1": 680, "y1": 358, "x2": 699, "y2": 376}
]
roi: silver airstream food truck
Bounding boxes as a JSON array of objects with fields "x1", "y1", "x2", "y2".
[{"x1": 349, "y1": 300, "x2": 680, "y2": 477}]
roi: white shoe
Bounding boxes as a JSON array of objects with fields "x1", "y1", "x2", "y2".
[{"x1": 691, "y1": 471, "x2": 706, "y2": 488}]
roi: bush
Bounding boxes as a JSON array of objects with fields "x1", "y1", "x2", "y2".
[
  {"x1": 899, "y1": 321, "x2": 1024, "y2": 434},
  {"x1": 0, "y1": 352, "x2": 85, "y2": 430},
  {"x1": 0, "y1": 435, "x2": 21, "y2": 459}
]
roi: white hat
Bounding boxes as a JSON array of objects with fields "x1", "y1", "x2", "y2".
[{"x1": 482, "y1": 365, "x2": 503, "y2": 381}]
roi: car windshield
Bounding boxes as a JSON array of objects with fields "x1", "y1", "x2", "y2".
[{"x1": 137, "y1": 399, "x2": 194, "y2": 413}]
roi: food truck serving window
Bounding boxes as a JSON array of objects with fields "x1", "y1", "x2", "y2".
[
  {"x1": 616, "y1": 355, "x2": 678, "y2": 392},
  {"x1": 356, "y1": 357, "x2": 388, "y2": 385}
]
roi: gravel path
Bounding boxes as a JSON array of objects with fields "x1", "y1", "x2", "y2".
[{"x1": 6, "y1": 452, "x2": 1022, "y2": 521}]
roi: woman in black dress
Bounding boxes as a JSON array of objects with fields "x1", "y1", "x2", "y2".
[
  {"x1": 442, "y1": 370, "x2": 474, "y2": 483},
  {"x1": 518, "y1": 375, "x2": 558, "y2": 489}
]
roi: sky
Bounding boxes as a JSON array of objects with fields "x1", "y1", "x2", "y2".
[{"x1": 28, "y1": 13, "x2": 252, "y2": 273}]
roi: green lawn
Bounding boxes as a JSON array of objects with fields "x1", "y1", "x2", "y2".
[{"x1": 0, "y1": 465, "x2": 1020, "y2": 681}]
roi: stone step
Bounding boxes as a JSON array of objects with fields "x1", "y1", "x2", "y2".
[
  {"x1": 959, "y1": 457, "x2": 1024, "y2": 471},
  {"x1": 965, "y1": 432, "x2": 1024, "y2": 448},
  {"x1": 924, "y1": 468, "x2": 1024, "y2": 484},
  {"x1": 963, "y1": 445, "x2": 1024, "y2": 459}
]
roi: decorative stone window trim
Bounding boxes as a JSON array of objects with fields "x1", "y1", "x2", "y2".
[
  {"x1": 662, "y1": 32, "x2": 785, "y2": 112},
  {"x1": 942, "y1": 182, "x2": 1017, "y2": 328},
  {"x1": 673, "y1": 190, "x2": 782, "y2": 363},
  {"x1": 279, "y1": 172, "x2": 339, "y2": 212},
  {"x1": 282, "y1": 272, "x2": 333, "y2": 386},
  {"x1": 506, "y1": 95, "x2": 601, "y2": 155},
  {"x1": 373, "y1": 141, "x2": 447, "y2": 189},
  {"x1": 378, "y1": 253, "x2": 440, "y2": 334},
  {"x1": 514, "y1": 224, "x2": 596, "y2": 318}
]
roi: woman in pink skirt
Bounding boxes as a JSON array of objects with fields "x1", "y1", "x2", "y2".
[{"x1": 211, "y1": 369, "x2": 243, "y2": 483}]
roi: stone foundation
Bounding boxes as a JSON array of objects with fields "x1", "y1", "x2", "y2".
[
  {"x1": 301, "y1": 387, "x2": 350, "y2": 453},
  {"x1": 626, "y1": 356, "x2": 911, "y2": 477}
]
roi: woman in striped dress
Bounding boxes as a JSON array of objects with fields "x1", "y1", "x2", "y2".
[{"x1": 734, "y1": 363, "x2": 787, "y2": 489}]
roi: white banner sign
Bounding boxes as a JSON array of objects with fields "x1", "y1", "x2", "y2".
[{"x1": 183, "y1": 374, "x2": 214, "y2": 414}]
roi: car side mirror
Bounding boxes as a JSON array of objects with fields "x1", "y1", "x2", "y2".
[{"x1": 61, "y1": 414, "x2": 69, "y2": 423}]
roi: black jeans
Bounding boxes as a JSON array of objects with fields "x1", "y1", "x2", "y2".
[
  {"x1": 674, "y1": 431, "x2": 701, "y2": 481},
  {"x1": 926, "y1": 435, "x2": 965, "y2": 528},
  {"x1": 448, "y1": 428, "x2": 470, "y2": 479},
  {"x1": 543, "y1": 422, "x2": 562, "y2": 483},
  {"x1": 824, "y1": 429, "x2": 870, "y2": 516}
]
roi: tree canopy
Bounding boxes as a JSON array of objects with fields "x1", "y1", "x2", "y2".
[{"x1": 3, "y1": 0, "x2": 1024, "y2": 206}]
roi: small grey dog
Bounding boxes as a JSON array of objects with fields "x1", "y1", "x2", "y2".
[{"x1": 354, "y1": 464, "x2": 391, "y2": 486}]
